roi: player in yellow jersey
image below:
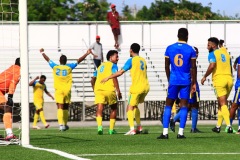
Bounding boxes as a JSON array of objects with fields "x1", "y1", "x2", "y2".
[
  {"x1": 29, "y1": 75, "x2": 54, "y2": 129},
  {"x1": 201, "y1": 37, "x2": 233, "y2": 133},
  {"x1": 101, "y1": 43, "x2": 150, "y2": 135},
  {"x1": 91, "y1": 50, "x2": 122, "y2": 135},
  {"x1": 40, "y1": 48, "x2": 91, "y2": 131}
]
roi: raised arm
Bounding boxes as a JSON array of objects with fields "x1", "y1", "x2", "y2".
[
  {"x1": 29, "y1": 76, "x2": 39, "y2": 86},
  {"x1": 39, "y1": 48, "x2": 50, "y2": 62},
  {"x1": 77, "y1": 50, "x2": 91, "y2": 64}
]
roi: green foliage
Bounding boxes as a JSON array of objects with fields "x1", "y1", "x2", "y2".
[{"x1": 0, "y1": 0, "x2": 18, "y2": 21}]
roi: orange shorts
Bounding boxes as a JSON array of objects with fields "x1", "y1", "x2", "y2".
[{"x1": 0, "y1": 91, "x2": 7, "y2": 104}]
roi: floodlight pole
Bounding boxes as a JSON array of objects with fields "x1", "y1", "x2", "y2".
[{"x1": 19, "y1": 0, "x2": 30, "y2": 145}]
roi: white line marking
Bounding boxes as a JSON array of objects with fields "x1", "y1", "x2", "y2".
[
  {"x1": 78, "y1": 152, "x2": 240, "y2": 157},
  {"x1": 23, "y1": 145, "x2": 89, "y2": 160}
]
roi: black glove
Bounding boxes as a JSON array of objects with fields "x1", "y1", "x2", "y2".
[{"x1": 6, "y1": 94, "x2": 13, "y2": 106}]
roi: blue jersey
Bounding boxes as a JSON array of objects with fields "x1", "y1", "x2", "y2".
[
  {"x1": 165, "y1": 41, "x2": 196, "y2": 85},
  {"x1": 235, "y1": 57, "x2": 240, "y2": 90}
]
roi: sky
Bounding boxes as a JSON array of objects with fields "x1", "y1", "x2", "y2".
[{"x1": 108, "y1": 0, "x2": 240, "y2": 17}]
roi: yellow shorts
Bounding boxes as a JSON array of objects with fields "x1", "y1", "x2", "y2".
[
  {"x1": 128, "y1": 92, "x2": 148, "y2": 107},
  {"x1": 55, "y1": 89, "x2": 71, "y2": 104},
  {"x1": 0, "y1": 91, "x2": 6, "y2": 104},
  {"x1": 213, "y1": 76, "x2": 233, "y2": 98},
  {"x1": 34, "y1": 102, "x2": 43, "y2": 110},
  {"x1": 94, "y1": 91, "x2": 117, "y2": 105}
]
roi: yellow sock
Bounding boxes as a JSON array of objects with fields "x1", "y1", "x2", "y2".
[
  {"x1": 63, "y1": 110, "x2": 69, "y2": 125},
  {"x1": 221, "y1": 105, "x2": 231, "y2": 126},
  {"x1": 3, "y1": 113, "x2": 12, "y2": 129},
  {"x1": 127, "y1": 110, "x2": 134, "y2": 129},
  {"x1": 39, "y1": 111, "x2": 47, "y2": 126},
  {"x1": 57, "y1": 109, "x2": 63, "y2": 125},
  {"x1": 109, "y1": 119, "x2": 116, "y2": 130},
  {"x1": 33, "y1": 113, "x2": 39, "y2": 126},
  {"x1": 217, "y1": 110, "x2": 223, "y2": 127},
  {"x1": 96, "y1": 116, "x2": 102, "y2": 127},
  {"x1": 134, "y1": 108, "x2": 141, "y2": 125}
]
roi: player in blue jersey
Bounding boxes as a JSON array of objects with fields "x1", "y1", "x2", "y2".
[
  {"x1": 40, "y1": 48, "x2": 91, "y2": 131},
  {"x1": 157, "y1": 28, "x2": 197, "y2": 139},
  {"x1": 229, "y1": 56, "x2": 240, "y2": 134},
  {"x1": 170, "y1": 47, "x2": 201, "y2": 133}
]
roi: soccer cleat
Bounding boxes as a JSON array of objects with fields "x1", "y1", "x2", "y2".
[
  {"x1": 5, "y1": 134, "x2": 18, "y2": 141},
  {"x1": 65, "y1": 125, "x2": 69, "y2": 131},
  {"x1": 45, "y1": 124, "x2": 50, "y2": 129},
  {"x1": 177, "y1": 134, "x2": 186, "y2": 139},
  {"x1": 190, "y1": 128, "x2": 202, "y2": 133},
  {"x1": 32, "y1": 126, "x2": 41, "y2": 129},
  {"x1": 59, "y1": 125, "x2": 66, "y2": 132},
  {"x1": 136, "y1": 126, "x2": 143, "y2": 134},
  {"x1": 170, "y1": 119, "x2": 175, "y2": 132},
  {"x1": 98, "y1": 126, "x2": 103, "y2": 135},
  {"x1": 212, "y1": 126, "x2": 221, "y2": 133},
  {"x1": 227, "y1": 126, "x2": 233, "y2": 133},
  {"x1": 108, "y1": 129, "x2": 117, "y2": 135},
  {"x1": 124, "y1": 130, "x2": 136, "y2": 135},
  {"x1": 225, "y1": 127, "x2": 236, "y2": 133},
  {"x1": 157, "y1": 133, "x2": 168, "y2": 139},
  {"x1": 236, "y1": 129, "x2": 240, "y2": 134}
]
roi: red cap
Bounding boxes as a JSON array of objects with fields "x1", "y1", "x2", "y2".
[
  {"x1": 96, "y1": 35, "x2": 100, "y2": 39},
  {"x1": 111, "y1": 4, "x2": 116, "y2": 8}
]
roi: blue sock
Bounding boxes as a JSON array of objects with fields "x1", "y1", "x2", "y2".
[
  {"x1": 163, "y1": 106, "x2": 172, "y2": 128},
  {"x1": 191, "y1": 108, "x2": 198, "y2": 129},
  {"x1": 230, "y1": 118, "x2": 233, "y2": 125},
  {"x1": 173, "y1": 109, "x2": 181, "y2": 122},
  {"x1": 238, "y1": 109, "x2": 240, "y2": 126},
  {"x1": 179, "y1": 107, "x2": 188, "y2": 128}
]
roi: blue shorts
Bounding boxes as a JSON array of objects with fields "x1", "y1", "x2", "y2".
[
  {"x1": 232, "y1": 87, "x2": 240, "y2": 105},
  {"x1": 167, "y1": 84, "x2": 190, "y2": 100},
  {"x1": 188, "y1": 90, "x2": 200, "y2": 104}
]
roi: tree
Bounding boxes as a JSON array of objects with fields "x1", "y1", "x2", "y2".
[
  {"x1": 0, "y1": 0, "x2": 18, "y2": 21},
  {"x1": 122, "y1": 5, "x2": 134, "y2": 20}
]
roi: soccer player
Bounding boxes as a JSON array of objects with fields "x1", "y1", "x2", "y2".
[
  {"x1": 201, "y1": 37, "x2": 233, "y2": 133},
  {"x1": 29, "y1": 75, "x2": 54, "y2": 129},
  {"x1": 219, "y1": 39, "x2": 228, "y2": 53},
  {"x1": 157, "y1": 28, "x2": 197, "y2": 139},
  {"x1": 40, "y1": 48, "x2": 91, "y2": 131},
  {"x1": 107, "y1": 4, "x2": 120, "y2": 49},
  {"x1": 229, "y1": 56, "x2": 240, "y2": 134},
  {"x1": 233, "y1": 56, "x2": 239, "y2": 71},
  {"x1": 0, "y1": 58, "x2": 20, "y2": 140},
  {"x1": 91, "y1": 50, "x2": 122, "y2": 135},
  {"x1": 170, "y1": 47, "x2": 201, "y2": 133},
  {"x1": 89, "y1": 35, "x2": 103, "y2": 69},
  {"x1": 101, "y1": 43, "x2": 150, "y2": 135}
]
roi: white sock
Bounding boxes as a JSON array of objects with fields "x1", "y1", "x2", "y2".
[
  {"x1": 163, "y1": 128, "x2": 168, "y2": 135},
  {"x1": 130, "y1": 127, "x2": 134, "y2": 130},
  {"x1": 178, "y1": 128, "x2": 184, "y2": 135},
  {"x1": 6, "y1": 128, "x2": 13, "y2": 135}
]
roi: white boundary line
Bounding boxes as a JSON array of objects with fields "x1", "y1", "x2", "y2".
[
  {"x1": 23, "y1": 145, "x2": 89, "y2": 160},
  {"x1": 78, "y1": 152, "x2": 240, "y2": 157}
]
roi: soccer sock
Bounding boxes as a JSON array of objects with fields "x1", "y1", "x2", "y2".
[
  {"x1": 127, "y1": 110, "x2": 134, "y2": 130},
  {"x1": 3, "y1": 113, "x2": 12, "y2": 130},
  {"x1": 173, "y1": 109, "x2": 181, "y2": 122},
  {"x1": 191, "y1": 108, "x2": 198, "y2": 129},
  {"x1": 221, "y1": 105, "x2": 231, "y2": 126},
  {"x1": 109, "y1": 119, "x2": 116, "y2": 130},
  {"x1": 238, "y1": 109, "x2": 240, "y2": 127},
  {"x1": 134, "y1": 107, "x2": 141, "y2": 126},
  {"x1": 96, "y1": 116, "x2": 102, "y2": 127},
  {"x1": 217, "y1": 110, "x2": 223, "y2": 127},
  {"x1": 179, "y1": 107, "x2": 188, "y2": 129},
  {"x1": 57, "y1": 109, "x2": 63, "y2": 125},
  {"x1": 33, "y1": 113, "x2": 39, "y2": 126},
  {"x1": 63, "y1": 109, "x2": 69, "y2": 125},
  {"x1": 230, "y1": 118, "x2": 233, "y2": 125},
  {"x1": 39, "y1": 111, "x2": 47, "y2": 126},
  {"x1": 163, "y1": 106, "x2": 172, "y2": 130}
]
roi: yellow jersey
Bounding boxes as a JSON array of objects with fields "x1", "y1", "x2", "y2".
[{"x1": 32, "y1": 81, "x2": 46, "y2": 104}]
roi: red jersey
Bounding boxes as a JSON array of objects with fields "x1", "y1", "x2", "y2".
[
  {"x1": 0, "y1": 65, "x2": 20, "y2": 94},
  {"x1": 107, "y1": 11, "x2": 120, "y2": 29}
]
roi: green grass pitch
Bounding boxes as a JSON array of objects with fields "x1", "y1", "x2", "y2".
[{"x1": 1, "y1": 124, "x2": 240, "y2": 160}]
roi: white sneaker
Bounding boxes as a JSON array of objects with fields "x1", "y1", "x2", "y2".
[
  {"x1": 32, "y1": 126, "x2": 41, "y2": 129},
  {"x1": 124, "y1": 130, "x2": 136, "y2": 135}
]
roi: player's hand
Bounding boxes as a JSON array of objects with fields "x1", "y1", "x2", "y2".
[
  {"x1": 201, "y1": 77, "x2": 206, "y2": 85},
  {"x1": 6, "y1": 97, "x2": 13, "y2": 106},
  {"x1": 101, "y1": 77, "x2": 109, "y2": 83},
  {"x1": 35, "y1": 76, "x2": 39, "y2": 80},
  {"x1": 40, "y1": 48, "x2": 44, "y2": 53},
  {"x1": 52, "y1": 97, "x2": 54, "y2": 100},
  {"x1": 117, "y1": 92, "x2": 122, "y2": 100}
]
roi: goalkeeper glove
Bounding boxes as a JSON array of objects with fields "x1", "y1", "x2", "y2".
[{"x1": 6, "y1": 94, "x2": 13, "y2": 106}]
